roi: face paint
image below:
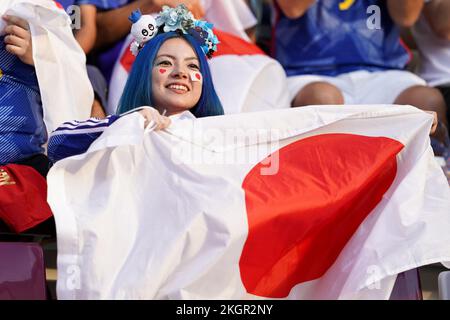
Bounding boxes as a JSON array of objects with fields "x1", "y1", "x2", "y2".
[
  {"x1": 159, "y1": 69, "x2": 167, "y2": 74},
  {"x1": 190, "y1": 71, "x2": 202, "y2": 82}
]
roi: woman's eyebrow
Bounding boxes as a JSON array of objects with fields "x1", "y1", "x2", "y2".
[
  {"x1": 155, "y1": 54, "x2": 175, "y2": 60},
  {"x1": 156, "y1": 54, "x2": 198, "y2": 62}
]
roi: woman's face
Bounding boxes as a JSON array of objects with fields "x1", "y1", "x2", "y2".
[{"x1": 152, "y1": 37, "x2": 203, "y2": 116}]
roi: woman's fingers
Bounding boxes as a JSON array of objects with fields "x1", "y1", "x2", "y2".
[
  {"x1": 426, "y1": 111, "x2": 438, "y2": 135},
  {"x1": 153, "y1": 114, "x2": 171, "y2": 130},
  {"x1": 3, "y1": 15, "x2": 30, "y2": 30},
  {"x1": 4, "y1": 24, "x2": 30, "y2": 40},
  {"x1": 139, "y1": 108, "x2": 171, "y2": 131},
  {"x1": 4, "y1": 33, "x2": 28, "y2": 49},
  {"x1": 2, "y1": 15, "x2": 33, "y2": 65},
  {"x1": 160, "y1": 116, "x2": 171, "y2": 130},
  {"x1": 5, "y1": 43, "x2": 26, "y2": 57}
]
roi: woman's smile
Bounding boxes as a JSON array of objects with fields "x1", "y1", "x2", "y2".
[{"x1": 166, "y1": 82, "x2": 190, "y2": 93}]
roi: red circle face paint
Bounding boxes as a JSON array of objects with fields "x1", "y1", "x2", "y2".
[
  {"x1": 195, "y1": 73, "x2": 201, "y2": 80},
  {"x1": 159, "y1": 69, "x2": 167, "y2": 74}
]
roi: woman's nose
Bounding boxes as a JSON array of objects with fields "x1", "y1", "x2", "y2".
[{"x1": 171, "y1": 67, "x2": 189, "y2": 79}]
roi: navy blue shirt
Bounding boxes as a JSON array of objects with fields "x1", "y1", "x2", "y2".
[
  {"x1": 58, "y1": 0, "x2": 129, "y2": 10},
  {"x1": 273, "y1": 0, "x2": 409, "y2": 76}
]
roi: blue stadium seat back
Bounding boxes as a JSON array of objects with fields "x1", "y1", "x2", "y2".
[{"x1": 389, "y1": 269, "x2": 423, "y2": 300}]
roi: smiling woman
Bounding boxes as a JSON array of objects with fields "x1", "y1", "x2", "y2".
[
  {"x1": 152, "y1": 38, "x2": 203, "y2": 115},
  {"x1": 47, "y1": 5, "x2": 224, "y2": 164},
  {"x1": 117, "y1": 31, "x2": 223, "y2": 118}
]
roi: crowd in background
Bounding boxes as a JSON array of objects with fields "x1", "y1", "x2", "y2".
[{"x1": 1, "y1": 0, "x2": 450, "y2": 236}]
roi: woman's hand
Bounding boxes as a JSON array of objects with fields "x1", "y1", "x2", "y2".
[
  {"x1": 139, "y1": 107, "x2": 171, "y2": 130},
  {"x1": 3, "y1": 15, "x2": 33, "y2": 66},
  {"x1": 426, "y1": 111, "x2": 438, "y2": 135}
]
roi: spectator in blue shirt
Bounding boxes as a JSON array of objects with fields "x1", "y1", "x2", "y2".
[{"x1": 272, "y1": 0, "x2": 447, "y2": 141}]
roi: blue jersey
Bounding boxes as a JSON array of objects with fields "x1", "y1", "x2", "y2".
[
  {"x1": 58, "y1": 0, "x2": 128, "y2": 10},
  {"x1": 57, "y1": 0, "x2": 131, "y2": 82},
  {"x1": 273, "y1": 0, "x2": 410, "y2": 76},
  {"x1": 0, "y1": 36, "x2": 46, "y2": 165},
  {"x1": 48, "y1": 115, "x2": 119, "y2": 163},
  {"x1": 64, "y1": 0, "x2": 132, "y2": 82}
]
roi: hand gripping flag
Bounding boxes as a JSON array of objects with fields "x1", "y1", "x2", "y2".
[{"x1": 48, "y1": 105, "x2": 450, "y2": 299}]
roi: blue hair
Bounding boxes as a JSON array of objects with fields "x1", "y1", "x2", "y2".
[{"x1": 117, "y1": 32, "x2": 224, "y2": 118}]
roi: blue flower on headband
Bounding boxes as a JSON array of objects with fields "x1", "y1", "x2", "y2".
[
  {"x1": 194, "y1": 20, "x2": 219, "y2": 56},
  {"x1": 156, "y1": 4, "x2": 194, "y2": 33},
  {"x1": 194, "y1": 20, "x2": 213, "y2": 32},
  {"x1": 132, "y1": 4, "x2": 219, "y2": 58}
]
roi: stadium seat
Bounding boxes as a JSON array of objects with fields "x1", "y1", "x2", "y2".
[
  {"x1": 0, "y1": 242, "x2": 47, "y2": 300},
  {"x1": 389, "y1": 269, "x2": 423, "y2": 300},
  {"x1": 439, "y1": 270, "x2": 450, "y2": 300},
  {"x1": 0, "y1": 218, "x2": 55, "y2": 243}
]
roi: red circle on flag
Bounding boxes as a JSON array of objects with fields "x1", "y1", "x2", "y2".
[{"x1": 239, "y1": 133, "x2": 403, "y2": 298}]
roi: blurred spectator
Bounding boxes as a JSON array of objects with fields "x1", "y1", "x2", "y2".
[
  {"x1": 272, "y1": 0, "x2": 448, "y2": 136},
  {"x1": 1, "y1": 15, "x2": 47, "y2": 168},
  {"x1": 89, "y1": 0, "x2": 203, "y2": 84},
  {"x1": 57, "y1": 0, "x2": 108, "y2": 118},
  {"x1": 412, "y1": 0, "x2": 450, "y2": 128},
  {"x1": 74, "y1": 3, "x2": 97, "y2": 54},
  {"x1": 57, "y1": 0, "x2": 97, "y2": 54},
  {"x1": 106, "y1": 0, "x2": 290, "y2": 116},
  {"x1": 0, "y1": 0, "x2": 93, "y2": 234},
  {"x1": 248, "y1": 0, "x2": 272, "y2": 53},
  {"x1": 202, "y1": 0, "x2": 257, "y2": 42}
]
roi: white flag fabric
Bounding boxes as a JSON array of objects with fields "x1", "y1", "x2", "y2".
[
  {"x1": 0, "y1": 0, "x2": 93, "y2": 133},
  {"x1": 48, "y1": 105, "x2": 450, "y2": 299}
]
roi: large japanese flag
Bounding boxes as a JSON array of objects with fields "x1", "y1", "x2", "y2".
[
  {"x1": 0, "y1": 0, "x2": 93, "y2": 133},
  {"x1": 48, "y1": 105, "x2": 450, "y2": 299},
  {"x1": 107, "y1": 30, "x2": 290, "y2": 115}
]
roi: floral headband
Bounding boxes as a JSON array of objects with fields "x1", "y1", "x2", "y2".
[{"x1": 128, "y1": 4, "x2": 219, "y2": 58}]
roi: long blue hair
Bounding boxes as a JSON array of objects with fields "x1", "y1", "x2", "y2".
[{"x1": 117, "y1": 32, "x2": 224, "y2": 117}]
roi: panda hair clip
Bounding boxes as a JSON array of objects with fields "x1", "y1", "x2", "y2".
[{"x1": 128, "y1": 9, "x2": 157, "y2": 56}]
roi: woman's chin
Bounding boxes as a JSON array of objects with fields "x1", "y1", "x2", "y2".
[{"x1": 158, "y1": 103, "x2": 193, "y2": 115}]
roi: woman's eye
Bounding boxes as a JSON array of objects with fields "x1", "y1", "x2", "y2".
[
  {"x1": 142, "y1": 29, "x2": 149, "y2": 36},
  {"x1": 158, "y1": 61, "x2": 171, "y2": 66},
  {"x1": 189, "y1": 64, "x2": 200, "y2": 70}
]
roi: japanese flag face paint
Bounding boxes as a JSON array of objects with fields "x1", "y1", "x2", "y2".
[{"x1": 190, "y1": 71, "x2": 202, "y2": 82}]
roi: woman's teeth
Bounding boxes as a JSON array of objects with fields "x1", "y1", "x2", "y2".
[{"x1": 168, "y1": 84, "x2": 188, "y2": 91}]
